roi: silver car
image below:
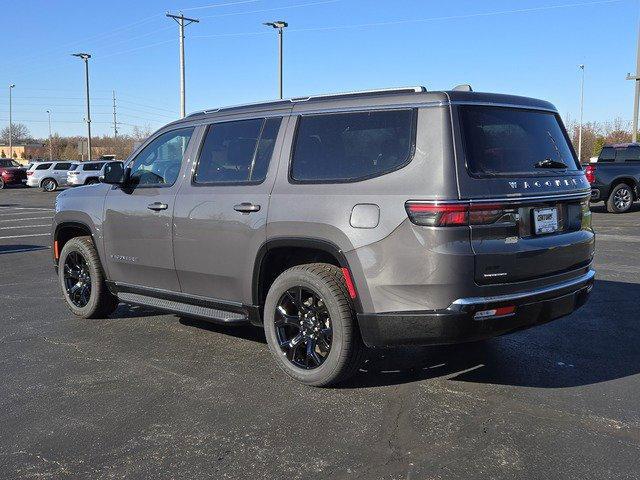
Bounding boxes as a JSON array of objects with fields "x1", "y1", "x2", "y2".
[
  {"x1": 67, "y1": 161, "x2": 108, "y2": 187},
  {"x1": 26, "y1": 161, "x2": 74, "y2": 191}
]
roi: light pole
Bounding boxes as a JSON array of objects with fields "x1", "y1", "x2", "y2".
[
  {"x1": 8, "y1": 84, "x2": 15, "y2": 159},
  {"x1": 72, "y1": 53, "x2": 92, "y2": 161},
  {"x1": 627, "y1": 20, "x2": 640, "y2": 143},
  {"x1": 578, "y1": 64, "x2": 585, "y2": 161},
  {"x1": 166, "y1": 12, "x2": 199, "y2": 118},
  {"x1": 264, "y1": 21, "x2": 288, "y2": 99},
  {"x1": 46, "y1": 110, "x2": 52, "y2": 161}
]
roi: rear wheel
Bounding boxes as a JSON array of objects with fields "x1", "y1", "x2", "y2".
[
  {"x1": 41, "y1": 178, "x2": 58, "y2": 192},
  {"x1": 606, "y1": 183, "x2": 634, "y2": 213},
  {"x1": 58, "y1": 236, "x2": 118, "y2": 318},
  {"x1": 263, "y1": 263, "x2": 364, "y2": 387},
  {"x1": 0, "y1": 178, "x2": 5, "y2": 189},
  {"x1": 85, "y1": 178, "x2": 98, "y2": 185}
]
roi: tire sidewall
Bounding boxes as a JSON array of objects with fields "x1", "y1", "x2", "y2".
[
  {"x1": 608, "y1": 184, "x2": 633, "y2": 213},
  {"x1": 264, "y1": 268, "x2": 350, "y2": 385},
  {"x1": 0, "y1": 178, "x2": 5, "y2": 189},
  {"x1": 58, "y1": 238, "x2": 104, "y2": 317}
]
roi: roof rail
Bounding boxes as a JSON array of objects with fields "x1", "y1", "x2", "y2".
[
  {"x1": 185, "y1": 86, "x2": 427, "y2": 118},
  {"x1": 291, "y1": 86, "x2": 426, "y2": 102}
]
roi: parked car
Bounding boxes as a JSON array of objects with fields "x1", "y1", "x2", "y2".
[
  {"x1": 67, "y1": 161, "x2": 109, "y2": 187},
  {"x1": 587, "y1": 143, "x2": 640, "y2": 213},
  {"x1": 52, "y1": 86, "x2": 595, "y2": 386},
  {"x1": 26, "y1": 161, "x2": 74, "y2": 191},
  {"x1": 0, "y1": 158, "x2": 27, "y2": 189}
]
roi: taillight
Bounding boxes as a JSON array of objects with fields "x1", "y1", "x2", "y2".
[
  {"x1": 585, "y1": 164, "x2": 596, "y2": 184},
  {"x1": 406, "y1": 202, "x2": 509, "y2": 227},
  {"x1": 27, "y1": 171, "x2": 33, "y2": 176}
]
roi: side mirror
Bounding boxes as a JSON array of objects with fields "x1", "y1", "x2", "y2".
[{"x1": 100, "y1": 161, "x2": 126, "y2": 185}]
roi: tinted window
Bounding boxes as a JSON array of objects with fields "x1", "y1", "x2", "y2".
[
  {"x1": 54, "y1": 162, "x2": 72, "y2": 170},
  {"x1": 194, "y1": 117, "x2": 281, "y2": 184},
  {"x1": 598, "y1": 147, "x2": 615, "y2": 162},
  {"x1": 0, "y1": 159, "x2": 20, "y2": 167},
  {"x1": 617, "y1": 146, "x2": 640, "y2": 162},
  {"x1": 83, "y1": 162, "x2": 105, "y2": 171},
  {"x1": 69, "y1": 164, "x2": 79, "y2": 171},
  {"x1": 129, "y1": 127, "x2": 194, "y2": 186},
  {"x1": 291, "y1": 110, "x2": 415, "y2": 182},
  {"x1": 460, "y1": 106, "x2": 579, "y2": 175},
  {"x1": 35, "y1": 163, "x2": 52, "y2": 170}
]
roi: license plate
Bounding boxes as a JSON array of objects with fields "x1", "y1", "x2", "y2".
[{"x1": 533, "y1": 207, "x2": 558, "y2": 235}]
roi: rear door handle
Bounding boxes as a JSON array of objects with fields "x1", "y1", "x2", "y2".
[
  {"x1": 233, "y1": 202, "x2": 261, "y2": 213},
  {"x1": 147, "y1": 202, "x2": 168, "y2": 211}
]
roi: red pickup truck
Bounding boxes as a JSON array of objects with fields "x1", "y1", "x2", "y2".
[{"x1": 0, "y1": 158, "x2": 27, "y2": 189}]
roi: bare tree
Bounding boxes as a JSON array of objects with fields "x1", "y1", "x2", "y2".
[{"x1": 0, "y1": 123, "x2": 32, "y2": 144}]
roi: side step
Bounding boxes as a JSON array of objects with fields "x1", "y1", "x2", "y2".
[{"x1": 117, "y1": 292, "x2": 249, "y2": 325}]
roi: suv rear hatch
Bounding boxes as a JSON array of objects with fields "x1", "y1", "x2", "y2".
[{"x1": 454, "y1": 104, "x2": 594, "y2": 285}]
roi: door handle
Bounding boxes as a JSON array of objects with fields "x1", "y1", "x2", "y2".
[
  {"x1": 147, "y1": 202, "x2": 168, "y2": 211},
  {"x1": 233, "y1": 202, "x2": 261, "y2": 213}
]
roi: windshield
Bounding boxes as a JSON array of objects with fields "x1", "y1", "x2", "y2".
[
  {"x1": 460, "y1": 106, "x2": 579, "y2": 176},
  {"x1": 0, "y1": 159, "x2": 21, "y2": 167}
]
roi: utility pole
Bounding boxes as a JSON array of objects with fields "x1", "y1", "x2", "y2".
[
  {"x1": 8, "y1": 84, "x2": 15, "y2": 159},
  {"x1": 264, "y1": 21, "x2": 288, "y2": 99},
  {"x1": 72, "y1": 53, "x2": 92, "y2": 161},
  {"x1": 627, "y1": 20, "x2": 640, "y2": 143},
  {"x1": 46, "y1": 110, "x2": 52, "y2": 161},
  {"x1": 166, "y1": 12, "x2": 199, "y2": 118},
  {"x1": 112, "y1": 90, "x2": 118, "y2": 138},
  {"x1": 578, "y1": 64, "x2": 585, "y2": 161}
]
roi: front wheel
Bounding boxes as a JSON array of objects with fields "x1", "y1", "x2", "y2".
[
  {"x1": 263, "y1": 263, "x2": 364, "y2": 387},
  {"x1": 606, "y1": 183, "x2": 634, "y2": 213},
  {"x1": 41, "y1": 178, "x2": 58, "y2": 192},
  {"x1": 58, "y1": 236, "x2": 118, "y2": 318}
]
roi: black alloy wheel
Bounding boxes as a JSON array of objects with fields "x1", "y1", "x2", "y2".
[{"x1": 63, "y1": 250, "x2": 92, "y2": 308}]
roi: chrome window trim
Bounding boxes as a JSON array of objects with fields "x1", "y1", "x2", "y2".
[{"x1": 407, "y1": 191, "x2": 592, "y2": 205}]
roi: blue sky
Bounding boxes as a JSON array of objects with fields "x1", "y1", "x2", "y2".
[{"x1": 3, "y1": 0, "x2": 639, "y2": 138}]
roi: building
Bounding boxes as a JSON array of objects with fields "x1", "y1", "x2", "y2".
[{"x1": 0, "y1": 143, "x2": 46, "y2": 164}]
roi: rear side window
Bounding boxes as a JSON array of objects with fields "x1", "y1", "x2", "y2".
[
  {"x1": 460, "y1": 106, "x2": 579, "y2": 176},
  {"x1": 194, "y1": 117, "x2": 281, "y2": 184},
  {"x1": 83, "y1": 162, "x2": 105, "y2": 171},
  {"x1": 290, "y1": 109, "x2": 416, "y2": 183},
  {"x1": 598, "y1": 147, "x2": 615, "y2": 162},
  {"x1": 54, "y1": 162, "x2": 71, "y2": 170},
  {"x1": 35, "y1": 163, "x2": 52, "y2": 170},
  {"x1": 617, "y1": 146, "x2": 640, "y2": 162},
  {"x1": 69, "y1": 164, "x2": 79, "y2": 171}
]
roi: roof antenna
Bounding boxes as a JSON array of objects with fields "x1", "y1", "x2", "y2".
[{"x1": 453, "y1": 84, "x2": 473, "y2": 92}]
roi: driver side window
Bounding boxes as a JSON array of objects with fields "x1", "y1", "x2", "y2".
[{"x1": 129, "y1": 127, "x2": 194, "y2": 187}]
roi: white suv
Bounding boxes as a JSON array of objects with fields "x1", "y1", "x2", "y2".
[
  {"x1": 67, "y1": 161, "x2": 108, "y2": 187},
  {"x1": 26, "y1": 161, "x2": 74, "y2": 191}
]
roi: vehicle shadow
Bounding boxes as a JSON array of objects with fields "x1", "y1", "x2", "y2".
[
  {"x1": 110, "y1": 303, "x2": 166, "y2": 319},
  {"x1": 342, "y1": 278, "x2": 640, "y2": 389},
  {"x1": 0, "y1": 244, "x2": 49, "y2": 255},
  {"x1": 590, "y1": 202, "x2": 640, "y2": 213},
  {"x1": 178, "y1": 316, "x2": 267, "y2": 344}
]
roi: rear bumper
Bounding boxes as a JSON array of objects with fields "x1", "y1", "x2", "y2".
[{"x1": 358, "y1": 269, "x2": 595, "y2": 347}]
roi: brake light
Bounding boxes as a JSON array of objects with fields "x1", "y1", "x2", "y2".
[
  {"x1": 27, "y1": 171, "x2": 33, "y2": 176},
  {"x1": 473, "y1": 305, "x2": 515, "y2": 320},
  {"x1": 585, "y1": 164, "x2": 596, "y2": 184},
  {"x1": 406, "y1": 202, "x2": 508, "y2": 227}
]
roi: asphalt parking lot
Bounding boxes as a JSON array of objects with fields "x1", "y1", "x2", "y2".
[{"x1": 1, "y1": 186, "x2": 639, "y2": 480}]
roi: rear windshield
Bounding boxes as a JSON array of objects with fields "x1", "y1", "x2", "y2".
[{"x1": 460, "y1": 106, "x2": 579, "y2": 176}]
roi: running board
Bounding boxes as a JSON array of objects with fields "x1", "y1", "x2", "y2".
[{"x1": 117, "y1": 291, "x2": 249, "y2": 325}]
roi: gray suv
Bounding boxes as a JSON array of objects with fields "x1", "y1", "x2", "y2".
[{"x1": 52, "y1": 86, "x2": 595, "y2": 386}]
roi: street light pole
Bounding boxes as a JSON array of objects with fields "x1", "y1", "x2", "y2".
[
  {"x1": 264, "y1": 21, "x2": 288, "y2": 99},
  {"x1": 8, "y1": 84, "x2": 15, "y2": 159},
  {"x1": 166, "y1": 12, "x2": 199, "y2": 118},
  {"x1": 627, "y1": 20, "x2": 640, "y2": 143},
  {"x1": 72, "y1": 53, "x2": 92, "y2": 161},
  {"x1": 46, "y1": 110, "x2": 52, "y2": 161},
  {"x1": 578, "y1": 64, "x2": 585, "y2": 161}
]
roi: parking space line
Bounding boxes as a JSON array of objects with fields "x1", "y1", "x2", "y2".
[
  {"x1": 0, "y1": 207, "x2": 54, "y2": 211},
  {"x1": 0, "y1": 216, "x2": 53, "y2": 223},
  {"x1": 0, "y1": 224, "x2": 51, "y2": 230},
  {"x1": 0, "y1": 212, "x2": 54, "y2": 218},
  {"x1": 0, "y1": 233, "x2": 50, "y2": 240}
]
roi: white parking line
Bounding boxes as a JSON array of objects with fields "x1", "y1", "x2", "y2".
[
  {"x1": 0, "y1": 224, "x2": 51, "y2": 230},
  {"x1": 0, "y1": 212, "x2": 54, "y2": 217},
  {"x1": 0, "y1": 207, "x2": 54, "y2": 211},
  {"x1": 0, "y1": 233, "x2": 50, "y2": 240},
  {"x1": 0, "y1": 216, "x2": 53, "y2": 223}
]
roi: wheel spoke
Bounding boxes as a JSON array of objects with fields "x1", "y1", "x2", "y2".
[
  {"x1": 275, "y1": 306, "x2": 300, "y2": 328},
  {"x1": 305, "y1": 339, "x2": 323, "y2": 368}
]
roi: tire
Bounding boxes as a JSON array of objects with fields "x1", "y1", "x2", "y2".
[
  {"x1": 0, "y1": 178, "x2": 5, "y2": 189},
  {"x1": 263, "y1": 263, "x2": 364, "y2": 387},
  {"x1": 85, "y1": 178, "x2": 98, "y2": 185},
  {"x1": 41, "y1": 178, "x2": 58, "y2": 192},
  {"x1": 58, "y1": 236, "x2": 118, "y2": 319},
  {"x1": 606, "y1": 183, "x2": 634, "y2": 213}
]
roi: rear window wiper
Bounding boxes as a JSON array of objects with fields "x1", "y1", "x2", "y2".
[{"x1": 534, "y1": 158, "x2": 568, "y2": 169}]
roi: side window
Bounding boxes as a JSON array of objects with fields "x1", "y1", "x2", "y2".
[
  {"x1": 54, "y1": 162, "x2": 71, "y2": 170},
  {"x1": 618, "y1": 146, "x2": 640, "y2": 162},
  {"x1": 194, "y1": 117, "x2": 281, "y2": 184},
  {"x1": 598, "y1": 147, "x2": 615, "y2": 162},
  {"x1": 36, "y1": 163, "x2": 52, "y2": 170},
  {"x1": 290, "y1": 109, "x2": 416, "y2": 183},
  {"x1": 83, "y1": 162, "x2": 104, "y2": 171},
  {"x1": 129, "y1": 127, "x2": 194, "y2": 187}
]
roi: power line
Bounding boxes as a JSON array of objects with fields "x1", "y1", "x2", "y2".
[
  {"x1": 198, "y1": 0, "x2": 339, "y2": 19},
  {"x1": 181, "y1": 0, "x2": 261, "y2": 12}
]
